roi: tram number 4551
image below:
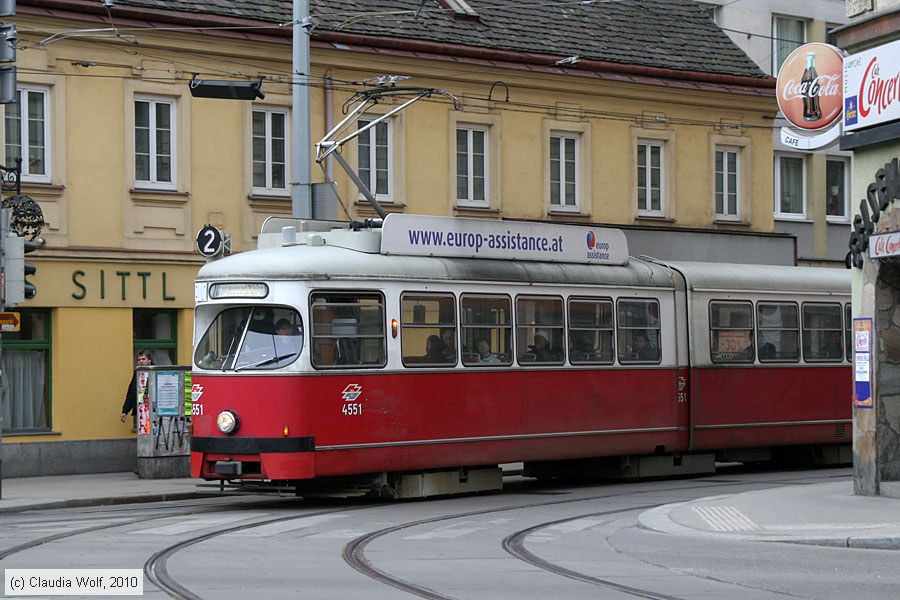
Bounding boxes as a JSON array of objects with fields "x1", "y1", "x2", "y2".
[{"x1": 342, "y1": 403, "x2": 363, "y2": 416}]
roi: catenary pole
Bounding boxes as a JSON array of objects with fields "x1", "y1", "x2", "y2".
[{"x1": 292, "y1": 0, "x2": 312, "y2": 218}]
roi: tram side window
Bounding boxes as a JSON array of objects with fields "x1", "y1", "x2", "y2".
[
  {"x1": 617, "y1": 299, "x2": 661, "y2": 363},
  {"x1": 845, "y1": 304, "x2": 852, "y2": 362},
  {"x1": 757, "y1": 302, "x2": 799, "y2": 362},
  {"x1": 194, "y1": 306, "x2": 304, "y2": 370},
  {"x1": 516, "y1": 296, "x2": 564, "y2": 364},
  {"x1": 802, "y1": 303, "x2": 844, "y2": 362},
  {"x1": 709, "y1": 302, "x2": 754, "y2": 364},
  {"x1": 568, "y1": 298, "x2": 614, "y2": 364},
  {"x1": 311, "y1": 292, "x2": 386, "y2": 369},
  {"x1": 461, "y1": 294, "x2": 512, "y2": 366},
  {"x1": 400, "y1": 293, "x2": 457, "y2": 367}
]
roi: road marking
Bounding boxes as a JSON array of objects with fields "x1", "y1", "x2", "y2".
[
  {"x1": 692, "y1": 506, "x2": 760, "y2": 532},
  {"x1": 129, "y1": 512, "x2": 270, "y2": 536},
  {"x1": 528, "y1": 518, "x2": 608, "y2": 543}
]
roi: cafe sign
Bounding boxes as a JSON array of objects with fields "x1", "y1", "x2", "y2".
[{"x1": 869, "y1": 231, "x2": 900, "y2": 259}]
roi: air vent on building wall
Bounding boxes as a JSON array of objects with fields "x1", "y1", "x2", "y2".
[{"x1": 438, "y1": 0, "x2": 479, "y2": 20}]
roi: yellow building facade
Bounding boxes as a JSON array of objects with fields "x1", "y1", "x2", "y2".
[{"x1": 3, "y1": 1, "x2": 778, "y2": 475}]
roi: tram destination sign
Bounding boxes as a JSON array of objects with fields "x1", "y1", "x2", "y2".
[{"x1": 380, "y1": 214, "x2": 629, "y2": 265}]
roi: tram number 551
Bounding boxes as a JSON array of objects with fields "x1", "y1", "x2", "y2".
[{"x1": 342, "y1": 403, "x2": 363, "y2": 416}]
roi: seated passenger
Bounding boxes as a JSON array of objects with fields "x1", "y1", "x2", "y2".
[
  {"x1": 475, "y1": 339, "x2": 501, "y2": 364},
  {"x1": 823, "y1": 330, "x2": 843, "y2": 359},
  {"x1": 634, "y1": 332, "x2": 658, "y2": 361},
  {"x1": 530, "y1": 330, "x2": 553, "y2": 362},
  {"x1": 425, "y1": 335, "x2": 449, "y2": 363},
  {"x1": 440, "y1": 328, "x2": 456, "y2": 361}
]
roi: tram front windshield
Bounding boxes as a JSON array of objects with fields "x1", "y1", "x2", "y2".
[{"x1": 195, "y1": 306, "x2": 304, "y2": 371}]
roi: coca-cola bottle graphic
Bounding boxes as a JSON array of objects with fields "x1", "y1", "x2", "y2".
[{"x1": 802, "y1": 52, "x2": 822, "y2": 121}]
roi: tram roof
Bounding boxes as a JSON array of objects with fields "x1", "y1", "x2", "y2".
[
  {"x1": 663, "y1": 260, "x2": 850, "y2": 295},
  {"x1": 198, "y1": 240, "x2": 681, "y2": 289}
]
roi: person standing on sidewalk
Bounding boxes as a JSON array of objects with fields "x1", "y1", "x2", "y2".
[{"x1": 119, "y1": 349, "x2": 153, "y2": 429}]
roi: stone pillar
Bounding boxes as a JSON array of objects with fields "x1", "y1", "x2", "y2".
[{"x1": 856, "y1": 250, "x2": 900, "y2": 495}]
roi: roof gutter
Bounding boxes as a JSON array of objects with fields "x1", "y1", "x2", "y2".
[{"x1": 21, "y1": 1, "x2": 774, "y2": 89}]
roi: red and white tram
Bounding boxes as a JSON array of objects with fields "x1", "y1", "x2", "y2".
[{"x1": 190, "y1": 215, "x2": 851, "y2": 497}]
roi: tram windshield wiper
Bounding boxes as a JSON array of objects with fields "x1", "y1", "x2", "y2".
[{"x1": 234, "y1": 352, "x2": 299, "y2": 371}]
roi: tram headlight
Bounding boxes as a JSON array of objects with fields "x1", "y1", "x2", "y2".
[{"x1": 216, "y1": 410, "x2": 240, "y2": 435}]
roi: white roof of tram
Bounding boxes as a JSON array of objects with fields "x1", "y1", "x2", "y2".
[{"x1": 197, "y1": 216, "x2": 849, "y2": 295}]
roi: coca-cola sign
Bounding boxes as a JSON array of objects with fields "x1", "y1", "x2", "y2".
[
  {"x1": 869, "y1": 231, "x2": 900, "y2": 260},
  {"x1": 844, "y1": 38, "x2": 900, "y2": 132},
  {"x1": 776, "y1": 43, "x2": 843, "y2": 131}
]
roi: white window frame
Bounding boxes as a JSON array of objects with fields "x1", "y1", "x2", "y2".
[
  {"x1": 357, "y1": 117, "x2": 393, "y2": 203},
  {"x1": 456, "y1": 124, "x2": 489, "y2": 208},
  {"x1": 773, "y1": 15, "x2": 805, "y2": 75},
  {"x1": 826, "y1": 156, "x2": 850, "y2": 223},
  {"x1": 251, "y1": 107, "x2": 290, "y2": 196},
  {"x1": 715, "y1": 145, "x2": 741, "y2": 221},
  {"x1": 637, "y1": 139, "x2": 665, "y2": 217},
  {"x1": 4, "y1": 85, "x2": 51, "y2": 184},
  {"x1": 775, "y1": 152, "x2": 806, "y2": 220},
  {"x1": 134, "y1": 95, "x2": 177, "y2": 190},
  {"x1": 549, "y1": 131, "x2": 580, "y2": 212}
]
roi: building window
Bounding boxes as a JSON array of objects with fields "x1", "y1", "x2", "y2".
[
  {"x1": 4, "y1": 85, "x2": 50, "y2": 183},
  {"x1": 775, "y1": 153, "x2": 805, "y2": 219},
  {"x1": 358, "y1": 118, "x2": 392, "y2": 202},
  {"x1": 252, "y1": 108, "x2": 289, "y2": 195},
  {"x1": 134, "y1": 96, "x2": 176, "y2": 189},
  {"x1": 715, "y1": 146, "x2": 740, "y2": 220},
  {"x1": 550, "y1": 132, "x2": 579, "y2": 211},
  {"x1": 1, "y1": 309, "x2": 50, "y2": 432},
  {"x1": 773, "y1": 16, "x2": 805, "y2": 74},
  {"x1": 637, "y1": 140, "x2": 665, "y2": 216},
  {"x1": 456, "y1": 125, "x2": 488, "y2": 207},
  {"x1": 826, "y1": 157, "x2": 849, "y2": 221},
  {"x1": 133, "y1": 309, "x2": 177, "y2": 365}
]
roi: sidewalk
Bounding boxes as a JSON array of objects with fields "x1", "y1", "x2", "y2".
[
  {"x1": 639, "y1": 479, "x2": 900, "y2": 550},
  {"x1": 0, "y1": 472, "x2": 212, "y2": 514}
]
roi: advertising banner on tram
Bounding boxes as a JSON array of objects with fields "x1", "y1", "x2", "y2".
[{"x1": 380, "y1": 214, "x2": 629, "y2": 265}]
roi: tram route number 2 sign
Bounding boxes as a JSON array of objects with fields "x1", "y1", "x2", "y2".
[{"x1": 196, "y1": 225, "x2": 224, "y2": 257}]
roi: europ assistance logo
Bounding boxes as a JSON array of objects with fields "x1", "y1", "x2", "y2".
[{"x1": 585, "y1": 230, "x2": 610, "y2": 261}]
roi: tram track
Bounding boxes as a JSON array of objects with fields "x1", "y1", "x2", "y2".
[
  {"x1": 1, "y1": 469, "x2": 845, "y2": 600},
  {"x1": 341, "y1": 471, "x2": 843, "y2": 600}
]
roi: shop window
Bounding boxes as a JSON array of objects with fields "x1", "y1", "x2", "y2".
[
  {"x1": 133, "y1": 309, "x2": 177, "y2": 365},
  {"x1": 2, "y1": 309, "x2": 50, "y2": 432}
]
